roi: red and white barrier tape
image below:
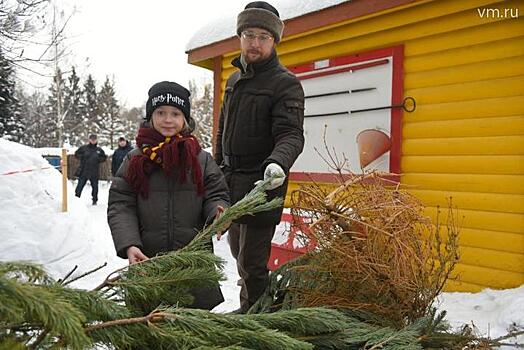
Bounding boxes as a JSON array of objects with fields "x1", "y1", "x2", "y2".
[{"x1": 1, "y1": 165, "x2": 61, "y2": 176}]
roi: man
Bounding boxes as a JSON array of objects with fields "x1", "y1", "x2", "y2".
[
  {"x1": 215, "y1": 1, "x2": 305, "y2": 313},
  {"x1": 75, "y1": 134, "x2": 107, "y2": 205},
  {"x1": 111, "y1": 136, "x2": 133, "y2": 177}
]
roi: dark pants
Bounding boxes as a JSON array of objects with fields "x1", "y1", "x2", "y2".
[
  {"x1": 75, "y1": 176, "x2": 99, "y2": 202},
  {"x1": 228, "y1": 222, "x2": 275, "y2": 312}
]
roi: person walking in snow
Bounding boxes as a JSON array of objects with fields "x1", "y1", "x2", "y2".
[
  {"x1": 108, "y1": 81, "x2": 230, "y2": 310},
  {"x1": 74, "y1": 134, "x2": 107, "y2": 205},
  {"x1": 111, "y1": 136, "x2": 132, "y2": 177},
  {"x1": 214, "y1": 1, "x2": 305, "y2": 313}
]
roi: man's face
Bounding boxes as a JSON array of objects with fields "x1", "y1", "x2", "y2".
[
  {"x1": 240, "y1": 27, "x2": 275, "y2": 64},
  {"x1": 118, "y1": 139, "x2": 126, "y2": 147},
  {"x1": 89, "y1": 138, "x2": 97, "y2": 144}
]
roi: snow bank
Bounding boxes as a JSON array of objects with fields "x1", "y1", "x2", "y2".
[{"x1": 0, "y1": 139, "x2": 125, "y2": 290}]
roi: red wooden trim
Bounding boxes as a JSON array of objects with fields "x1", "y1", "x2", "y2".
[
  {"x1": 295, "y1": 59, "x2": 390, "y2": 80},
  {"x1": 389, "y1": 45, "x2": 404, "y2": 175},
  {"x1": 187, "y1": 0, "x2": 421, "y2": 64},
  {"x1": 289, "y1": 172, "x2": 400, "y2": 185},
  {"x1": 275, "y1": 213, "x2": 313, "y2": 253},
  {"x1": 289, "y1": 47, "x2": 395, "y2": 74},
  {"x1": 212, "y1": 56, "x2": 222, "y2": 155}
]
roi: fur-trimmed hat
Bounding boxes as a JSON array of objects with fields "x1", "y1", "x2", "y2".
[
  {"x1": 145, "y1": 81, "x2": 191, "y2": 121},
  {"x1": 237, "y1": 1, "x2": 284, "y2": 43}
]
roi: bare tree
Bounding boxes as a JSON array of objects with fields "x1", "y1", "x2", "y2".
[{"x1": 0, "y1": 0, "x2": 50, "y2": 70}]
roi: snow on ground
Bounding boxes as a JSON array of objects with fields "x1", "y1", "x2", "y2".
[
  {"x1": 0, "y1": 139, "x2": 522, "y2": 347},
  {"x1": 0, "y1": 139, "x2": 126, "y2": 290},
  {"x1": 436, "y1": 286, "x2": 524, "y2": 347}
]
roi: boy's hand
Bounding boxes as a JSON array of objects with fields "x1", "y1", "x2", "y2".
[
  {"x1": 214, "y1": 205, "x2": 229, "y2": 241},
  {"x1": 127, "y1": 246, "x2": 149, "y2": 264}
]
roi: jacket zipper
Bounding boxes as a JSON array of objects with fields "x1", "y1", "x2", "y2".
[
  {"x1": 226, "y1": 74, "x2": 251, "y2": 154},
  {"x1": 167, "y1": 175, "x2": 174, "y2": 250}
]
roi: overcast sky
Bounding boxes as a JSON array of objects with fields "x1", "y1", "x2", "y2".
[{"x1": 22, "y1": 0, "x2": 248, "y2": 108}]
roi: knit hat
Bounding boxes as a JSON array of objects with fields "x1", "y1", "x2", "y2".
[
  {"x1": 145, "y1": 81, "x2": 191, "y2": 121},
  {"x1": 237, "y1": 1, "x2": 284, "y2": 43}
]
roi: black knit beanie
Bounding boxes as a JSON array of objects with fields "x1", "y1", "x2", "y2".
[
  {"x1": 145, "y1": 81, "x2": 191, "y2": 121},
  {"x1": 237, "y1": 1, "x2": 284, "y2": 43}
]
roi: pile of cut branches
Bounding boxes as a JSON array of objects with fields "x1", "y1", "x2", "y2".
[{"x1": 254, "y1": 171, "x2": 460, "y2": 328}]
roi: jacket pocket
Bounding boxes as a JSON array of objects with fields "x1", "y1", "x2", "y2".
[
  {"x1": 283, "y1": 99, "x2": 305, "y2": 125},
  {"x1": 242, "y1": 88, "x2": 273, "y2": 137}
]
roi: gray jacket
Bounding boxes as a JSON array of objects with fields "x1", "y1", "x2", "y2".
[
  {"x1": 107, "y1": 148, "x2": 229, "y2": 309},
  {"x1": 108, "y1": 148, "x2": 229, "y2": 258}
]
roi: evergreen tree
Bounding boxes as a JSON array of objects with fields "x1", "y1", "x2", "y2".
[
  {"x1": 17, "y1": 89, "x2": 51, "y2": 147},
  {"x1": 81, "y1": 74, "x2": 99, "y2": 138},
  {"x1": 120, "y1": 106, "x2": 144, "y2": 143},
  {"x1": 63, "y1": 66, "x2": 84, "y2": 146},
  {"x1": 0, "y1": 49, "x2": 24, "y2": 142},
  {"x1": 97, "y1": 76, "x2": 122, "y2": 148},
  {"x1": 189, "y1": 80, "x2": 213, "y2": 149}
]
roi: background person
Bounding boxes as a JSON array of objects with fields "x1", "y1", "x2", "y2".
[
  {"x1": 74, "y1": 134, "x2": 107, "y2": 205},
  {"x1": 111, "y1": 136, "x2": 133, "y2": 177}
]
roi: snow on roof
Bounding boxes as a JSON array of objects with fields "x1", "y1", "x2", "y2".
[{"x1": 186, "y1": 0, "x2": 349, "y2": 52}]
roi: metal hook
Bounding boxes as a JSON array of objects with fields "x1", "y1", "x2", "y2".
[{"x1": 350, "y1": 96, "x2": 416, "y2": 114}]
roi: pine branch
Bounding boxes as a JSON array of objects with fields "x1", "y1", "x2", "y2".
[
  {"x1": 0, "y1": 273, "x2": 91, "y2": 349},
  {"x1": 183, "y1": 176, "x2": 283, "y2": 252}
]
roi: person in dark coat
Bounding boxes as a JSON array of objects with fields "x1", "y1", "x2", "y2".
[
  {"x1": 111, "y1": 136, "x2": 132, "y2": 177},
  {"x1": 108, "y1": 81, "x2": 230, "y2": 311},
  {"x1": 214, "y1": 1, "x2": 305, "y2": 313},
  {"x1": 74, "y1": 134, "x2": 107, "y2": 205}
]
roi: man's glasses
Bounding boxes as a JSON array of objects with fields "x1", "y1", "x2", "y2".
[{"x1": 241, "y1": 31, "x2": 274, "y2": 43}]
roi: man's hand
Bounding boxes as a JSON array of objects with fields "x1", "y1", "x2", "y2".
[
  {"x1": 126, "y1": 246, "x2": 149, "y2": 265},
  {"x1": 260, "y1": 163, "x2": 285, "y2": 190}
]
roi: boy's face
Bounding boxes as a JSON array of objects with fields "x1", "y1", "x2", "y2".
[
  {"x1": 240, "y1": 27, "x2": 275, "y2": 64},
  {"x1": 151, "y1": 105, "x2": 185, "y2": 137}
]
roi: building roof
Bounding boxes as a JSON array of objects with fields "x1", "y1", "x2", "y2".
[
  {"x1": 186, "y1": 0, "x2": 421, "y2": 68},
  {"x1": 186, "y1": 0, "x2": 348, "y2": 52}
]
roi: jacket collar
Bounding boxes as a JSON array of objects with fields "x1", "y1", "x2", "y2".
[{"x1": 232, "y1": 50, "x2": 279, "y2": 77}]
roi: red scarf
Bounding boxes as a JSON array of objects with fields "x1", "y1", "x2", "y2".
[{"x1": 125, "y1": 126, "x2": 204, "y2": 199}]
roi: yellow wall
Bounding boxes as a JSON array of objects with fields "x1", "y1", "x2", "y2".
[{"x1": 217, "y1": 0, "x2": 524, "y2": 291}]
